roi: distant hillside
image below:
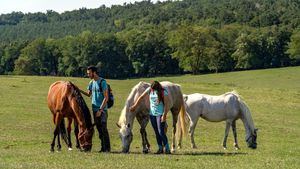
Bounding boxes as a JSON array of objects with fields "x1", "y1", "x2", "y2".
[{"x1": 0, "y1": 0, "x2": 299, "y2": 42}]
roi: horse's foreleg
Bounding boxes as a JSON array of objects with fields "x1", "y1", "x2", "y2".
[
  {"x1": 189, "y1": 118, "x2": 199, "y2": 149},
  {"x1": 232, "y1": 121, "x2": 240, "y2": 150},
  {"x1": 74, "y1": 120, "x2": 80, "y2": 149},
  {"x1": 137, "y1": 115, "x2": 150, "y2": 154},
  {"x1": 67, "y1": 118, "x2": 73, "y2": 150},
  {"x1": 140, "y1": 127, "x2": 150, "y2": 154},
  {"x1": 223, "y1": 122, "x2": 231, "y2": 149}
]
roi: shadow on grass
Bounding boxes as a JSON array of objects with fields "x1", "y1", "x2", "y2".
[{"x1": 108, "y1": 151, "x2": 247, "y2": 156}]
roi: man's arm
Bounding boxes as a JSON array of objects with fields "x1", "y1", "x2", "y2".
[
  {"x1": 79, "y1": 88, "x2": 91, "y2": 97},
  {"x1": 99, "y1": 89, "x2": 108, "y2": 110},
  {"x1": 95, "y1": 89, "x2": 108, "y2": 117}
]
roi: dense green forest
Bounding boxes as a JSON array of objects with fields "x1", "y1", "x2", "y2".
[{"x1": 0, "y1": 0, "x2": 299, "y2": 78}]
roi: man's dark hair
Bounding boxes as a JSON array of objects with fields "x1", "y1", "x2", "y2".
[{"x1": 87, "y1": 66, "x2": 97, "y2": 73}]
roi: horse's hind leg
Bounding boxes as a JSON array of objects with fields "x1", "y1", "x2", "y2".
[
  {"x1": 223, "y1": 121, "x2": 231, "y2": 150},
  {"x1": 50, "y1": 125, "x2": 59, "y2": 152},
  {"x1": 171, "y1": 110, "x2": 179, "y2": 153},
  {"x1": 51, "y1": 113, "x2": 62, "y2": 152},
  {"x1": 232, "y1": 121, "x2": 240, "y2": 150}
]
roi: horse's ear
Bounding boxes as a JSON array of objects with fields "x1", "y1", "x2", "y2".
[
  {"x1": 116, "y1": 123, "x2": 121, "y2": 128},
  {"x1": 255, "y1": 128, "x2": 258, "y2": 132},
  {"x1": 126, "y1": 123, "x2": 130, "y2": 128}
]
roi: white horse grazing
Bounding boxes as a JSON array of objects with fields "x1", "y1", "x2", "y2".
[
  {"x1": 117, "y1": 81, "x2": 187, "y2": 153},
  {"x1": 178, "y1": 91, "x2": 258, "y2": 150}
]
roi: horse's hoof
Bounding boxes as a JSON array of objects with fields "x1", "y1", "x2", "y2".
[
  {"x1": 49, "y1": 149, "x2": 54, "y2": 153},
  {"x1": 234, "y1": 144, "x2": 240, "y2": 150},
  {"x1": 191, "y1": 145, "x2": 197, "y2": 149},
  {"x1": 223, "y1": 147, "x2": 227, "y2": 150},
  {"x1": 68, "y1": 147, "x2": 73, "y2": 151},
  {"x1": 143, "y1": 149, "x2": 149, "y2": 154},
  {"x1": 171, "y1": 148, "x2": 176, "y2": 153},
  {"x1": 56, "y1": 148, "x2": 61, "y2": 152}
]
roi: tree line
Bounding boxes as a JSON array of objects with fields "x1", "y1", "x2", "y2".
[{"x1": 0, "y1": 0, "x2": 299, "y2": 78}]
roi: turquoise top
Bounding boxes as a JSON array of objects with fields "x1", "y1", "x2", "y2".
[
  {"x1": 87, "y1": 78, "x2": 107, "y2": 112},
  {"x1": 148, "y1": 88, "x2": 168, "y2": 116}
]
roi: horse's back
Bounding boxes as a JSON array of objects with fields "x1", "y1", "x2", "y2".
[
  {"x1": 186, "y1": 92, "x2": 240, "y2": 122},
  {"x1": 161, "y1": 81, "x2": 183, "y2": 109}
]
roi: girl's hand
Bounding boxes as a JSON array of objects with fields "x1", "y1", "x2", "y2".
[
  {"x1": 129, "y1": 105, "x2": 136, "y2": 112},
  {"x1": 161, "y1": 114, "x2": 167, "y2": 122}
]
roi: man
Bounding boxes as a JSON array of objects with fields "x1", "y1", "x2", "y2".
[{"x1": 80, "y1": 66, "x2": 111, "y2": 152}]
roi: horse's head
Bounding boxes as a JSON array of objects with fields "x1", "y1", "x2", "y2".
[
  {"x1": 117, "y1": 123, "x2": 133, "y2": 153},
  {"x1": 78, "y1": 127, "x2": 94, "y2": 152},
  {"x1": 117, "y1": 81, "x2": 150, "y2": 153},
  {"x1": 246, "y1": 128, "x2": 258, "y2": 149}
]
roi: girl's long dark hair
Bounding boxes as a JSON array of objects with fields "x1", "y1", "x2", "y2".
[{"x1": 151, "y1": 81, "x2": 164, "y2": 104}]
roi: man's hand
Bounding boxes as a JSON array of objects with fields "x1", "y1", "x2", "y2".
[{"x1": 96, "y1": 109, "x2": 103, "y2": 117}]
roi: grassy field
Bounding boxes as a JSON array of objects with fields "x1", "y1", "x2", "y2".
[{"x1": 0, "y1": 66, "x2": 299, "y2": 169}]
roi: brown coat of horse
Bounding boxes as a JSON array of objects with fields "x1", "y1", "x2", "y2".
[{"x1": 47, "y1": 81, "x2": 94, "y2": 152}]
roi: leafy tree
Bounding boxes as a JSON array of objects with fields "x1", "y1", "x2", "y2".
[
  {"x1": 287, "y1": 29, "x2": 300, "y2": 64},
  {"x1": 14, "y1": 38, "x2": 53, "y2": 75},
  {"x1": 169, "y1": 25, "x2": 219, "y2": 74}
]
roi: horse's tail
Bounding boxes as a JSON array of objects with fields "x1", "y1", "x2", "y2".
[
  {"x1": 176, "y1": 93, "x2": 189, "y2": 139},
  {"x1": 59, "y1": 119, "x2": 69, "y2": 146}
]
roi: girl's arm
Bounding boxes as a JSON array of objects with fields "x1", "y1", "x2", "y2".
[{"x1": 129, "y1": 88, "x2": 149, "y2": 112}]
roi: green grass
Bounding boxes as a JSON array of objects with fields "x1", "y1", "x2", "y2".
[{"x1": 0, "y1": 66, "x2": 299, "y2": 169}]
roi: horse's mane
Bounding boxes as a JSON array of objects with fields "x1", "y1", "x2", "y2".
[
  {"x1": 227, "y1": 90, "x2": 255, "y2": 133},
  {"x1": 68, "y1": 81, "x2": 92, "y2": 129},
  {"x1": 118, "y1": 81, "x2": 149, "y2": 126}
]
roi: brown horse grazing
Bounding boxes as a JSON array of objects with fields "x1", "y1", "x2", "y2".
[{"x1": 47, "y1": 81, "x2": 94, "y2": 152}]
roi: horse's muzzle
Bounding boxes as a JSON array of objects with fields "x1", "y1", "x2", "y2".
[{"x1": 82, "y1": 145, "x2": 92, "y2": 152}]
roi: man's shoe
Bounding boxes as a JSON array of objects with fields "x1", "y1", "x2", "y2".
[
  {"x1": 99, "y1": 149, "x2": 110, "y2": 153},
  {"x1": 154, "y1": 149, "x2": 163, "y2": 154}
]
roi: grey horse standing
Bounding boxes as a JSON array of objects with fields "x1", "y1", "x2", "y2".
[{"x1": 178, "y1": 91, "x2": 258, "y2": 150}]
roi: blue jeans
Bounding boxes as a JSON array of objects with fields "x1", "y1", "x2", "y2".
[{"x1": 150, "y1": 115, "x2": 170, "y2": 151}]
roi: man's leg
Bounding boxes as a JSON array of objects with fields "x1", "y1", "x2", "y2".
[
  {"x1": 100, "y1": 110, "x2": 110, "y2": 152},
  {"x1": 93, "y1": 111, "x2": 104, "y2": 151}
]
